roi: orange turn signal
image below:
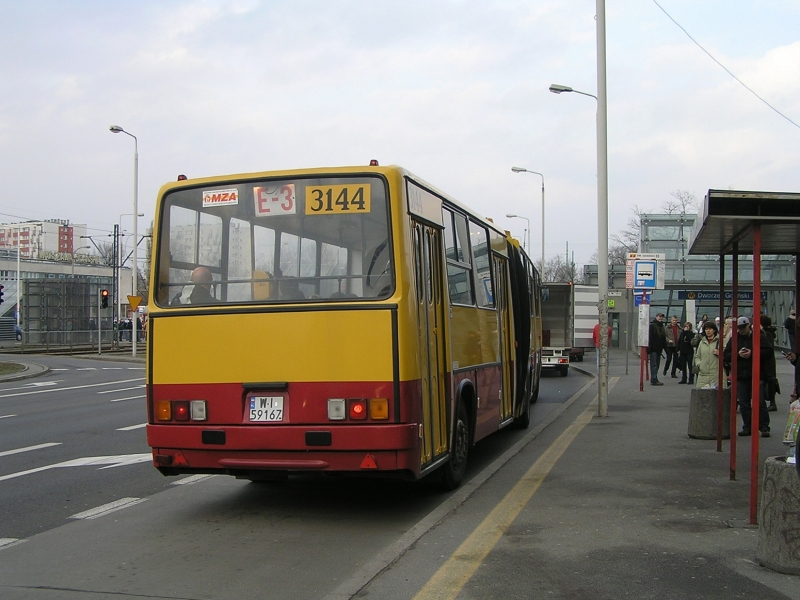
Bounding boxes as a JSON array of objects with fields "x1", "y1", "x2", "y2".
[
  {"x1": 156, "y1": 400, "x2": 172, "y2": 421},
  {"x1": 369, "y1": 398, "x2": 389, "y2": 420}
]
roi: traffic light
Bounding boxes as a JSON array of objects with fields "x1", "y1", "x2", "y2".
[
  {"x1": 100, "y1": 289, "x2": 109, "y2": 308},
  {"x1": 0, "y1": 285, "x2": 4, "y2": 305}
]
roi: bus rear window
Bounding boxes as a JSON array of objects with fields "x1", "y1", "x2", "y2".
[{"x1": 155, "y1": 176, "x2": 393, "y2": 306}]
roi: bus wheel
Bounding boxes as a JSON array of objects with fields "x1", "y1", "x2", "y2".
[
  {"x1": 440, "y1": 403, "x2": 469, "y2": 490},
  {"x1": 513, "y1": 393, "x2": 530, "y2": 429}
]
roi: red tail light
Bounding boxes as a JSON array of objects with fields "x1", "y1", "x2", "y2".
[
  {"x1": 174, "y1": 401, "x2": 190, "y2": 421},
  {"x1": 349, "y1": 399, "x2": 367, "y2": 420}
]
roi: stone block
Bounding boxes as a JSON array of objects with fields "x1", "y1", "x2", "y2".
[
  {"x1": 687, "y1": 387, "x2": 731, "y2": 440},
  {"x1": 757, "y1": 457, "x2": 800, "y2": 574}
]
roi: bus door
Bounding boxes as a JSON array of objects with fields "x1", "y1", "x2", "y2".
[
  {"x1": 493, "y1": 254, "x2": 514, "y2": 421},
  {"x1": 412, "y1": 221, "x2": 448, "y2": 465}
]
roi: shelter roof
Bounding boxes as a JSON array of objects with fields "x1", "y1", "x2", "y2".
[{"x1": 688, "y1": 189, "x2": 800, "y2": 256}]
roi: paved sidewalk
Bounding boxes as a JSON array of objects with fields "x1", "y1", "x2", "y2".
[{"x1": 489, "y1": 347, "x2": 800, "y2": 598}]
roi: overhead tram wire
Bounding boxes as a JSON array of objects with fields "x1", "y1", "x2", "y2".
[{"x1": 653, "y1": 0, "x2": 800, "y2": 130}]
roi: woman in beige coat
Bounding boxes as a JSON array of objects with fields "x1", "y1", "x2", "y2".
[{"x1": 694, "y1": 321, "x2": 720, "y2": 389}]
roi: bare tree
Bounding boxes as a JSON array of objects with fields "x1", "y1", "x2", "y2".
[
  {"x1": 96, "y1": 241, "x2": 116, "y2": 267},
  {"x1": 610, "y1": 204, "x2": 644, "y2": 255},
  {"x1": 663, "y1": 190, "x2": 700, "y2": 215},
  {"x1": 538, "y1": 254, "x2": 575, "y2": 283}
]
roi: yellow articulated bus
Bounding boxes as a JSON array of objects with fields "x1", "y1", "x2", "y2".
[{"x1": 146, "y1": 163, "x2": 542, "y2": 489}]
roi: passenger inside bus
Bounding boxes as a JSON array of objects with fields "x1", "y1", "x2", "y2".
[
  {"x1": 278, "y1": 277, "x2": 305, "y2": 300},
  {"x1": 171, "y1": 266, "x2": 217, "y2": 305},
  {"x1": 252, "y1": 270, "x2": 272, "y2": 301}
]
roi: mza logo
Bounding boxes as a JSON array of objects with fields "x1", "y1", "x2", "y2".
[{"x1": 202, "y1": 188, "x2": 239, "y2": 207}]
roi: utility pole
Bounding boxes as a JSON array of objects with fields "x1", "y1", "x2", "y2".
[{"x1": 112, "y1": 224, "x2": 118, "y2": 348}]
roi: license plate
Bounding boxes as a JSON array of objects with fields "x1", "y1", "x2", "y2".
[{"x1": 249, "y1": 396, "x2": 284, "y2": 422}]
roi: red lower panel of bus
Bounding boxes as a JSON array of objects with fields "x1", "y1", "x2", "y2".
[{"x1": 148, "y1": 423, "x2": 421, "y2": 474}]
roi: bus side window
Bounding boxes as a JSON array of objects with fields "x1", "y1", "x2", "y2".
[
  {"x1": 253, "y1": 270, "x2": 272, "y2": 300},
  {"x1": 443, "y1": 208, "x2": 475, "y2": 305}
]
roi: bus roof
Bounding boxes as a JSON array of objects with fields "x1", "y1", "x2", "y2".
[{"x1": 155, "y1": 164, "x2": 512, "y2": 243}]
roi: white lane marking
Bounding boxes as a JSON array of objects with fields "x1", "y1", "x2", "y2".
[
  {"x1": 117, "y1": 423, "x2": 146, "y2": 431},
  {"x1": 97, "y1": 385, "x2": 146, "y2": 394},
  {"x1": 70, "y1": 497, "x2": 145, "y2": 520},
  {"x1": 110, "y1": 395, "x2": 146, "y2": 403},
  {"x1": 0, "y1": 381, "x2": 63, "y2": 392},
  {"x1": 172, "y1": 474, "x2": 215, "y2": 486},
  {"x1": 0, "y1": 414, "x2": 16, "y2": 420},
  {"x1": 0, "y1": 378, "x2": 143, "y2": 399},
  {"x1": 127, "y1": 367, "x2": 145, "y2": 370},
  {"x1": 0, "y1": 538, "x2": 24, "y2": 550},
  {"x1": 0, "y1": 453, "x2": 151, "y2": 483},
  {"x1": 51, "y1": 368, "x2": 69, "y2": 371},
  {"x1": 102, "y1": 368, "x2": 123, "y2": 370},
  {"x1": 0, "y1": 442, "x2": 62, "y2": 458},
  {"x1": 76, "y1": 368, "x2": 97, "y2": 371}
]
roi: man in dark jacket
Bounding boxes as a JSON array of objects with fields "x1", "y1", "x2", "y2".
[
  {"x1": 648, "y1": 313, "x2": 667, "y2": 386},
  {"x1": 723, "y1": 316, "x2": 774, "y2": 437}
]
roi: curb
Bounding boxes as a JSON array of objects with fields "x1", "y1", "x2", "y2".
[{"x1": 0, "y1": 362, "x2": 50, "y2": 382}]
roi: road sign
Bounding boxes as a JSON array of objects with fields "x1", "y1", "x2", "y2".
[
  {"x1": 626, "y1": 252, "x2": 665, "y2": 290},
  {"x1": 127, "y1": 295, "x2": 143, "y2": 311},
  {"x1": 634, "y1": 260, "x2": 657, "y2": 289}
]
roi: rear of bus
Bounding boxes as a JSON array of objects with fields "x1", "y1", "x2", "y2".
[{"x1": 146, "y1": 167, "x2": 422, "y2": 480}]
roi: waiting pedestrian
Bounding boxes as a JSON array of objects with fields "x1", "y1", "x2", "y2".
[
  {"x1": 648, "y1": 313, "x2": 667, "y2": 386},
  {"x1": 663, "y1": 315, "x2": 680, "y2": 378},
  {"x1": 693, "y1": 321, "x2": 719, "y2": 389},
  {"x1": 677, "y1": 321, "x2": 695, "y2": 384},
  {"x1": 723, "y1": 316, "x2": 773, "y2": 438},
  {"x1": 761, "y1": 315, "x2": 779, "y2": 412}
]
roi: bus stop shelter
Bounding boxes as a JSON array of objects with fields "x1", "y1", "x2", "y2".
[{"x1": 688, "y1": 189, "x2": 800, "y2": 524}]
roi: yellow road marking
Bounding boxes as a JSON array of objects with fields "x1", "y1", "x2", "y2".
[{"x1": 414, "y1": 377, "x2": 619, "y2": 600}]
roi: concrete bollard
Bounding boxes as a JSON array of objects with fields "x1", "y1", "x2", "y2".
[
  {"x1": 687, "y1": 388, "x2": 731, "y2": 440},
  {"x1": 757, "y1": 457, "x2": 800, "y2": 575}
]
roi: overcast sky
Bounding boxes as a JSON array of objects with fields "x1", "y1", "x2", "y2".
[{"x1": 1, "y1": 0, "x2": 798, "y2": 268}]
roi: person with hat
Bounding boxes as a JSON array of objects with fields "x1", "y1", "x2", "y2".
[{"x1": 723, "y1": 316, "x2": 775, "y2": 437}]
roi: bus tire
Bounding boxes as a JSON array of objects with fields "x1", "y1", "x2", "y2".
[
  {"x1": 531, "y1": 364, "x2": 541, "y2": 404},
  {"x1": 440, "y1": 402, "x2": 470, "y2": 490},
  {"x1": 513, "y1": 393, "x2": 530, "y2": 429}
]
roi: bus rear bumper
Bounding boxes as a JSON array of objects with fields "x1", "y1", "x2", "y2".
[{"x1": 147, "y1": 423, "x2": 422, "y2": 477}]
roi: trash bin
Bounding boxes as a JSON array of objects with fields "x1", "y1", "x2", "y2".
[
  {"x1": 687, "y1": 387, "x2": 731, "y2": 439},
  {"x1": 757, "y1": 457, "x2": 800, "y2": 574}
]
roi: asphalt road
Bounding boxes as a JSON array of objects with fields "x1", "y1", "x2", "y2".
[
  {"x1": 0, "y1": 356, "x2": 590, "y2": 599},
  {"x1": 0, "y1": 354, "x2": 164, "y2": 541}
]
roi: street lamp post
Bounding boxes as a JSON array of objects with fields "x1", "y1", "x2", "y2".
[
  {"x1": 510, "y1": 167, "x2": 545, "y2": 278},
  {"x1": 548, "y1": 74, "x2": 609, "y2": 417},
  {"x1": 110, "y1": 126, "x2": 139, "y2": 358},
  {"x1": 505, "y1": 214, "x2": 530, "y2": 252},
  {"x1": 71, "y1": 245, "x2": 91, "y2": 277}
]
